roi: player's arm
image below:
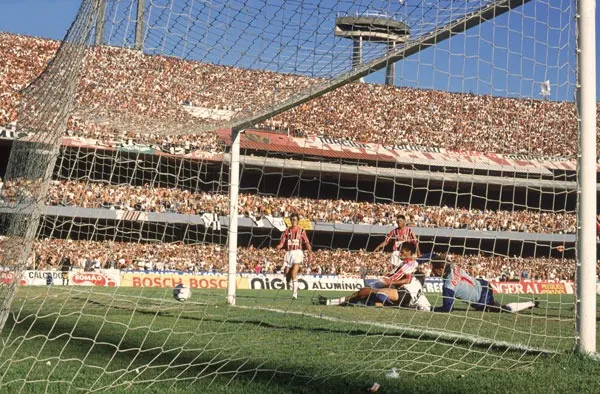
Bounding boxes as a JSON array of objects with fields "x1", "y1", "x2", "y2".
[
  {"x1": 301, "y1": 230, "x2": 314, "y2": 262},
  {"x1": 383, "y1": 262, "x2": 416, "y2": 287},
  {"x1": 433, "y1": 286, "x2": 455, "y2": 312},
  {"x1": 374, "y1": 230, "x2": 393, "y2": 252},
  {"x1": 408, "y1": 228, "x2": 420, "y2": 256},
  {"x1": 301, "y1": 230, "x2": 312, "y2": 252},
  {"x1": 277, "y1": 229, "x2": 288, "y2": 249},
  {"x1": 386, "y1": 275, "x2": 412, "y2": 288}
]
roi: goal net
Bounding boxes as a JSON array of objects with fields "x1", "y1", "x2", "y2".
[{"x1": 0, "y1": 0, "x2": 588, "y2": 391}]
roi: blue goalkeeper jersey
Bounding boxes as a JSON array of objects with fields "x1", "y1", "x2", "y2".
[{"x1": 435, "y1": 264, "x2": 491, "y2": 312}]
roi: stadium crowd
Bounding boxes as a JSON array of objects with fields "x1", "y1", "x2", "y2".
[
  {"x1": 0, "y1": 34, "x2": 589, "y2": 283},
  {"x1": 0, "y1": 238, "x2": 579, "y2": 281},
  {"x1": 0, "y1": 179, "x2": 577, "y2": 234},
  {"x1": 0, "y1": 33, "x2": 590, "y2": 157}
]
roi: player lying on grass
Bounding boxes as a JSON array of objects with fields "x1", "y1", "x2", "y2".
[
  {"x1": 429, "y1": 259, "x2": 539, "y2": 313},
  {"x1": 316, "y1": 243, "x2": 431, "y2": 310}
]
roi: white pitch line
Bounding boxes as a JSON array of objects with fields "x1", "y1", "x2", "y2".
[{"x1": 235, "y1": 304, "x2": 560, "y2": 355}]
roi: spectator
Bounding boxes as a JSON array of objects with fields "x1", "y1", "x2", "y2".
[
  {"x1": 0, "y1": 33, "x2": 591, "y2": 157},
  {"x1": 0, "y1": 237, "x2": 582, "y2": 281},
  {"x1": 1, "y1": 179, "x2": 577, "y2": 235}
]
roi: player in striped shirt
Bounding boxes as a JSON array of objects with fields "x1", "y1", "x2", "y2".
[
  {"x1": 318, "y1": 243, "x2": 431, "y2": 310},
  {"x1": 430, "y1": 260, "x2": 538, "y2": 313},
  {"x1": 277, "y1": 213, "x2": 313, "y2": 299},
  {"x1": 374, "y1": 214, "x2": 420, "y2": 266}
]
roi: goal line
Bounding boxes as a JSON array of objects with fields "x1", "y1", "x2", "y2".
[{"x1": 236, "y1": 305, "x2": 561, "y2": 356}]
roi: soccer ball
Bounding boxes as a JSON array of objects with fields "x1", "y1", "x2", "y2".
[{"x1": 173, "y1": 284, "x2": 191, "y2": 302}]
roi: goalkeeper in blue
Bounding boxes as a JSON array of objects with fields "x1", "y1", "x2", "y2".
[{"x1": 430, "y1": 260, "x2": 539, "y2": 313}]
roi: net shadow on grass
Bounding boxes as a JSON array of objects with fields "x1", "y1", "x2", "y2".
[
  {"x1": 80, "y1": 296, "x2": 556, "y2": 358},
  {"x1": 0, "y1": 314, "x2": 384, "y2": 394},
  {"x1": 0, "y1": 291, "x2": 564, "y2": 393}
]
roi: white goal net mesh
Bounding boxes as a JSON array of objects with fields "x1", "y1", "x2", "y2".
[{"x1": 0, "y1": 0, "x2": 587, "y2": 392}]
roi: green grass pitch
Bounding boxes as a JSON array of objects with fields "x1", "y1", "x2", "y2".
[{"x1": 0, "y1": 286, "x2": 599, "y2": 393}]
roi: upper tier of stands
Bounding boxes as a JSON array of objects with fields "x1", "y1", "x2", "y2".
[{"x1": 0, "y1": 33, "x2": 589, "y2": 157}]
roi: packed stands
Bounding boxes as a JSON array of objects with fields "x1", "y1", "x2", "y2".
[
  {"x1": 0, "y1": 33, "x2": 586, "y2": 284},
  {"x1": 0, "y1": 238, "x2": 579, "y2": 281},
  {"x1": 0, "y1": 179, "x2": 577, "y2": 234},
  {"x1": 0, "y1": 33, "x2": 588, "y2": 157}
]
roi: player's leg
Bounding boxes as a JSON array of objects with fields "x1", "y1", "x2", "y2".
[
  {"x1": 349, "y1": 287, "x2": 384, "y2": 305},
  {"x1": 393, "y1": 287, "x2": 412, "y2": 308},
  {"x1": 370, "y1": 288, "x2": 401, "y2": 307},
  {"x1": 480, "y1": 284, "x2": 537, "y2": 313},
  {"x1": 406, "y1": 284, "x2": 431, "y2": 311},
  {"x1": 282, "y1": 253, "x2": 291, "y2": 289},
  {"x1": 412, "y1": 295, "x2": 432, "y2": 311},
  {"x1": 502, "y1": 300, "x2": 538, "y2": 313},
  {"x1": 401, "y1": 279, "x2": 430, "y2": 310},
  {"x1": 480, "y1": 302, "x2": 503, "y2": 313},
  {"x1": 319, "y1": 287, "x2": 373, "y2": 306},
  {"x1": 289, "y1": 262, "x2": 301, "y2": 299},
  {"x1": 283, "y1": 266, "x2": 290, "y2": 289},
  {"x1": 478, "y1": 279, "x2": 540, "y2": 313},
  {"x1": 473, "y1": 279, "x2": 503, "y2": 312},
  {"x1": 319, "y1": 293, "x2": 352, "y2": 306}
]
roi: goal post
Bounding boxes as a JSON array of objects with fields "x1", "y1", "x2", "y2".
[
  {"x1": 227, "y1": 129, "x2": 242, "y2": 305},
  {"x1": 575, "y1": 0, "x2": 596, "y2": 356}
]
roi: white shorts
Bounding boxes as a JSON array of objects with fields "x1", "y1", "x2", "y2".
[
  {"x1": 402, "y1": 277, "x2": 431, "y2": 311},
  {"x1": 283, "y1": 250, "x2": 304, "y2": 269}
]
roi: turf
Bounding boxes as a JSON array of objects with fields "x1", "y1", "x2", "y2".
[{"x1": 0, "y1": 286, "x2": 598, "y2": 393}]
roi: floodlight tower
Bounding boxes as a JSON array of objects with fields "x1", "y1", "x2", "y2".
[
  {"x1": 95, "y1": 0, "x2": 106, "y2": 46},
  {"x1": 135, "y1": 0, "x2": 145, "y2": 50},
  {"x1": 94, "y1": 0, "x2": 145, "y2": 50},
  {"x1": 335, "y1": 12, "x2": 410, "y2": 85}
]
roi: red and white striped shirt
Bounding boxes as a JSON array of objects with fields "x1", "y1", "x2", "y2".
[
  {"x1": 278, "y1": 226, "x2": 310, "y2": 251},
  {"x1": 386, "y1": 258, "x2": 418, "y2": 282},
  {"x1": 384, "y1": 226, "x2": 417, "y2": 251}
]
